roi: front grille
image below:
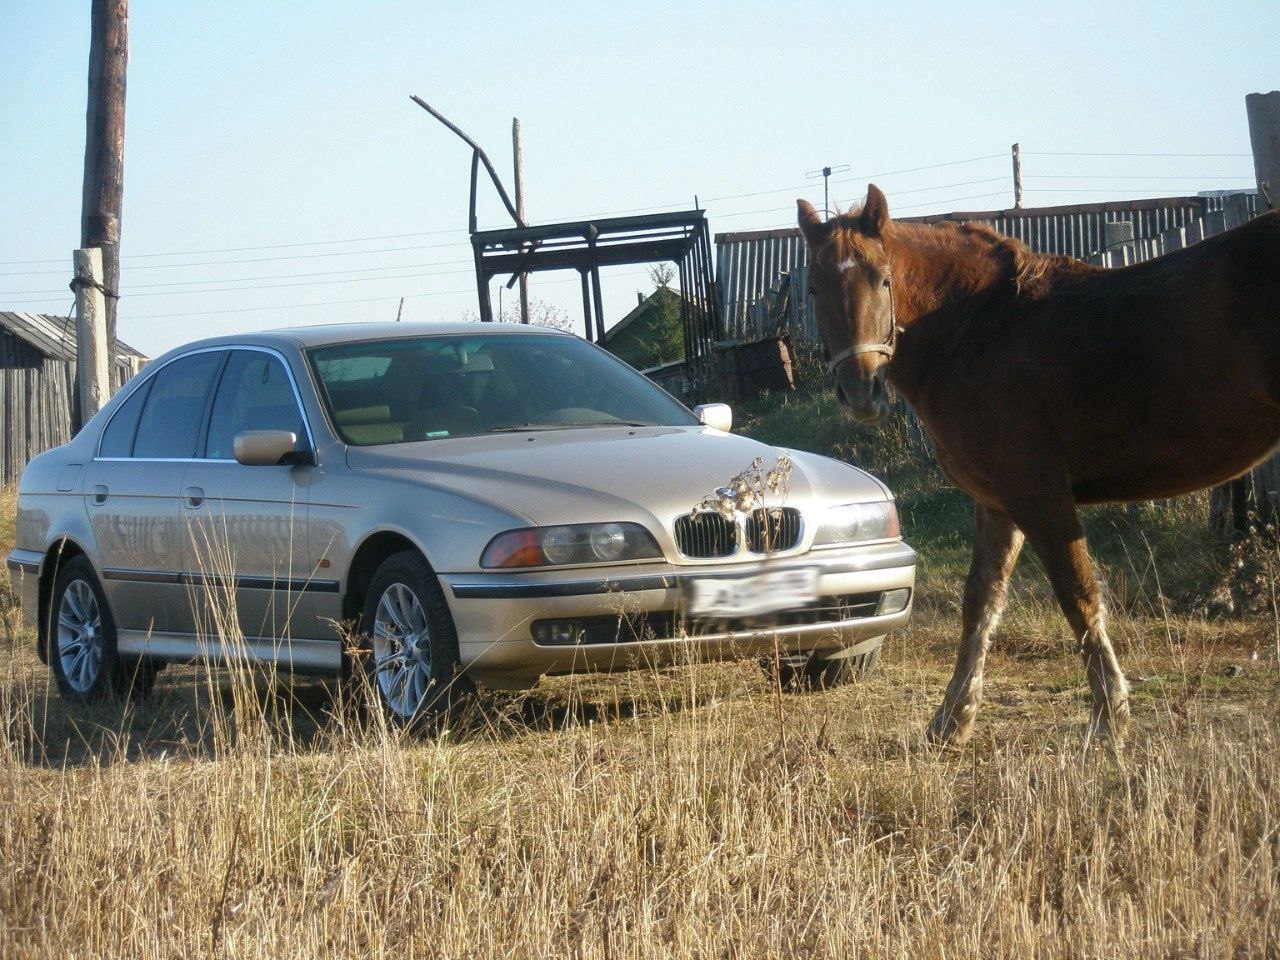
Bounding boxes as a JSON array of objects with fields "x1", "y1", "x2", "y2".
[
  {"x1": 746, "y1": 507, "x2": 801, "y2": 553},
  {"x1": 674, "y1": 512, "x2": 737, "y2": 558}
]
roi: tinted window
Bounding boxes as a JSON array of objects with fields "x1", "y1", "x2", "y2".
[
  {"x1": 98, "y1": 377, "x2": 153, "y2": 457},
  {"x1": 204, "y1": 351, "x2": 305, "y2": 460},
  {"x1": 309, "y1": 334, "x2": 697, "y2": 446},
  {"x1": 133, "y1": 352, "x2": 225, "y2": 459}
]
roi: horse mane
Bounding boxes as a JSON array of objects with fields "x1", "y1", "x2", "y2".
[{"x1": 885, "y1": 217, "x2": 1078, "y2": 301}]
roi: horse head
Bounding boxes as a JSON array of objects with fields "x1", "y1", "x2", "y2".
[{"x1": 797, "y1": 184, "x2": 897, "y2": 423}]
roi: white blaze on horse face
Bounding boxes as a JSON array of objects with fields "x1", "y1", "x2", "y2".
[{"x1": 837, "y1": 258, "x2": 855, "y2": 274}]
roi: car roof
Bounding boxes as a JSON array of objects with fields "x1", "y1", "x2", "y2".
[{"x1": 152, "y1": 321, "x2": 573, "y2": 358}]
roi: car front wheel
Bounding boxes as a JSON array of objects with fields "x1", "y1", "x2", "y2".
[
  {"x1": 48, "y1": 556, "x2": 156, "y2": 703},
  {"x1": 352, "y1": 550, "x2": 468, "y2": 727}
]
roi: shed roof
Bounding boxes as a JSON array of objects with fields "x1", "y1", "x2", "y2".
[{"x1": 0, "y1": 311, "x2": 146, "y2": 367}]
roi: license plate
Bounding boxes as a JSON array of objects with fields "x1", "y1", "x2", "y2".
[{"x1": 683, "y1": 567, "x2": 819, "y2": 619}]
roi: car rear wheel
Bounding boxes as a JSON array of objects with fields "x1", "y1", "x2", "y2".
[
  {"x1": 763, "y1": 638, "x2": 882, "y2": 692},
  {"x1": 351, "y1": 550, "x2": 468, "y2": 727},
  {"x1": 48, "y1": 556, "x2": 156, "y2": 704}
]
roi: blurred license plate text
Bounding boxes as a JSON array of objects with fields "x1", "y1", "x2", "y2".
[{"x1": 684, "y1": 568, "x2": 818, "y2": 619}]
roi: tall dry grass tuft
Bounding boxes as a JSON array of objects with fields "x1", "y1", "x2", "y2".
[
  {"x1": 0, "y1": 640, "x2": 1277, "y2": 958},
  {"x1": 2, "y1": 445, "x2": 1279, "y2": 956}
]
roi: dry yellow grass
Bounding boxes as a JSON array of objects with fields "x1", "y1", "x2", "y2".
[{"x1": 1, "y1": 485, "x2": 1278, "y2": 957}]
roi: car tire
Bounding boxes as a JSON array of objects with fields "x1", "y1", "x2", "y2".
[
  {"x1": 349, "y1": 550, "x2": 469, "y2": 727},
  {"x1": 48, "y1": 556, "x2": 157, "y2": 704},
  {"x1": 764, "y1": 639, "x2": 882, "y2": 692}
]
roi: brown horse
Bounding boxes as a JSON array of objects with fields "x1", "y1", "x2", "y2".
[{"x1": 798, "y1": 186, "x2": 1280, "y2": 744}]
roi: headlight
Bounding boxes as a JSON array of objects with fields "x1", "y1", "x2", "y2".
[
  {"x1": 812, "y1": 500, "x2": 900, "y2": 546},
  {"x1": 481, "y1": 522, "x2": 662, "y2": 568}
]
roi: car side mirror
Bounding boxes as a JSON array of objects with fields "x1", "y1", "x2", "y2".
[
  {"x1": 694, "y1": 403, "x2": 733, "y2": 432},
  {"x1": 234, "y1": 430, "x2": 304, "y2": 466}
]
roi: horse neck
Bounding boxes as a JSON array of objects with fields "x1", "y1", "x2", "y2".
[
  {"x1": 884, "y1": 222, "x2": 1012, "y2": 325},
  {"x1": 880, "y1": 222, "x2": 1019, "y2": 401}
]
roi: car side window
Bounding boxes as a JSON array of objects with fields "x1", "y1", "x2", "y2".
[
  {"x1": 132, "y1": 351, "x2": 225, "y2": 459},
  {"x1": 204, "y1": 351, "x2": 305, "y2": 460},
  {"x1": 97, "y1": 376, "x2": 154, "y2": 457}
]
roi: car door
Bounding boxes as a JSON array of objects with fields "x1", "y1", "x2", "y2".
[
  {"x1": 181, "y1": 348, "x2": 321, "y2": 647},
  {"x1": 85, "y1": 349, "x2": 227, "y2": 637}
]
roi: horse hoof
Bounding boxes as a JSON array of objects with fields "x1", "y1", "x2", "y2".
[
  {"x1": 1087, "y1": 700, "x2": 1131, "y2": 749},
  {"x1": 926, "y1": 705, "x2": 974, "y2": 746}
]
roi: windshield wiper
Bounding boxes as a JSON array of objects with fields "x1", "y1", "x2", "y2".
[{"x1": 488, "y1": 420, "x2": 655, "y2": 433}]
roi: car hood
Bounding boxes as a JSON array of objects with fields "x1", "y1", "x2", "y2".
[{"x1": 345, "y1": 426, "x2": 888, "y2": 527}]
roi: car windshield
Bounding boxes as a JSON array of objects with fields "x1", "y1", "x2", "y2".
[{"x1": 308, "y1": 333, "x2": 699, "y2": 445}]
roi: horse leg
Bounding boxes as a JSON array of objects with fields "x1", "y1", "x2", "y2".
[
  {"x1": 1015, "y1": 501, "x2": 1131, "y2": 744},
  {"x1": 927, "y1": 504, "x2": 1024, "y2": 744}
]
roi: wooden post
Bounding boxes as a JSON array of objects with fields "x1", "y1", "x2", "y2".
[
  {"x1": 1011, "y1": 143, "x2": 1023, "y2": 209},
  {"x1": 1246, "y1": 91, "x2": 1280, "y2": 210},
  {"x1": 72, "y1": 248, "x2": 111, "y2": 431},
  {"x1": 1208, "y1": 92, "x2": 1279, "y2": 537},
  {"x1": 81, "y1": 0, "x2": 127, "y2": 368},
  {"x1": 512, "y1": 118, "x2": 530, "y2": 324}
]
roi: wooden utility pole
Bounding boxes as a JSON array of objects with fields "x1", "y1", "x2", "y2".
[
  {"x1": 72, "y1": 249, "x2": 111, "y2": 430},
  {"x1": 512, "y1": 117, "x2": 530, "y2": 324},
  {"x1": 81, "y1": 0, "x2": 128, "y2": 365},
  {"x1": 1246, "y1": 91, "x2": 1280, "y2": 210},
  {"x1": 1011, "y1": 143, "x2": 1023, "y2": 209}
]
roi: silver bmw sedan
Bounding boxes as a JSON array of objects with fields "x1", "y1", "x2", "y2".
[{"x1": 6, "y1": 322, "x2": 916, "y2": 723}]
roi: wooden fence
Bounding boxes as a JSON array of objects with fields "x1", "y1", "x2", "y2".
[{"x1": 1, "y1": 311, "x2": 145, "y2": 484}]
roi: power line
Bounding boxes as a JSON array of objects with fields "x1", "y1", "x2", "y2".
[
  {"x1": 0, "y1": 239, "x2": 473, "y2": 277},
  {"x1": 0, "y1": 227, "x2": 469, "y2": 267},
  {"x1": 580, "y1": 153, "x2": 1009, "y2": 217},
  {"x1": 16, "y1": 269, "x2": 655, "y2": 320},
  {"x1": 1028, "y1": 174, "x2": 1253, "y2": 180},
  {"x1": 0, "y1": 152, "x2": 1011, "y2": 269},
  {"x1": 1024, "y1": 150, "x2": 1251, "y2": 158},
  {"x1": 0, "y1": 267, "x2": 479, "y2": 304},
  {"x1": 0, "y1": 152, "x2": 1253, "y2": 277},
  {"x1": 0, "y1": 258, "x2": 478, "y2": 298}
]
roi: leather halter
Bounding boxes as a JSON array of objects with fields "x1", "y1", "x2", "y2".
[{"x1": 825, "y1": 278, "x2": 902, "y2": 374}]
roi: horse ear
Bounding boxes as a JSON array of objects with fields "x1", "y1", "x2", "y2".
[
  {"x1": 860, "y1": 184, "x2": 890, "y2": 237},
  {"x1": 797, "y1": 199, "x2": 823, "y2": 244}
]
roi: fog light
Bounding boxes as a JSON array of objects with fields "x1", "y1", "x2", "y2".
[
  {"x1": 877, "y1": 588, "x2": 911, "y2": 615},
  {"x1": 533, "y1": 620, "x2": 585, "y2": 645}
]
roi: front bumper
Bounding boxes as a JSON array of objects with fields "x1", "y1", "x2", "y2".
[
  {"x1": 5, "y1": 549, "x2": 41, "y2": 628},
  {"x1": 441, "y1": 540, "x2": 917, "y2": 688}
]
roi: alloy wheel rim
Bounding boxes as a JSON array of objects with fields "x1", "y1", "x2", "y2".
[
  {"x1": 372, "y1": 582, "x2": 435, "y2": 718},
  {"x1": 57, "y1": 579, "x2": 103, "y2": 693}
]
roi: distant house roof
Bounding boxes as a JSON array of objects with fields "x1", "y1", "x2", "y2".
[
  {"x1": 603, "y1": 286, "x2": 680, "y2": 344},
  {"x1": 0, "y1": 311, "x2": 146, "y2": 368}
]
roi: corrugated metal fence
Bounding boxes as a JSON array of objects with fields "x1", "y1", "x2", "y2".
[
  {"x1": 1089, "y1": 193, "x2": 1256, "y2": 267},
  {"x1": 717, "y1": 193, "x2": 1261, "y2": 343}
]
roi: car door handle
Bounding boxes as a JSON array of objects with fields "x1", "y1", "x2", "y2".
[
  {"x1": 90, "y1": 484, "x2": 109, "y2": 505},
  {"x1": 183, "y1": 486, "x2": 205, "y2": 509}
]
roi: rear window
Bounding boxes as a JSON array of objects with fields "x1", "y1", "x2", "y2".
[
  {"x1": 132, "y1": 351, "x2": 225, "y2": 458},
  {"x1": 98, "y1": 377, "x2": 153, "y2": 458}
]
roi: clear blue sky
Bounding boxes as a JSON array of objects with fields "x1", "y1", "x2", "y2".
[{"x1": 0, "y1": 1, "x2": 1273, "y2": 356}]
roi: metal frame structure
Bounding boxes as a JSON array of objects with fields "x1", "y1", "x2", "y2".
[
  {"x1": 469, "y1": 209, "x2": 720, "y2": 361},
  {"x1": 411, "y1": 97, "x2": 719, "y2": 362}
]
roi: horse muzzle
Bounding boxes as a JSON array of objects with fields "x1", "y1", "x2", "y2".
[{"x1": 834, "y1": 368, "x2": 889, "y2": 424}]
